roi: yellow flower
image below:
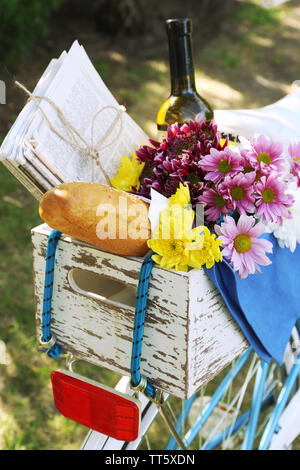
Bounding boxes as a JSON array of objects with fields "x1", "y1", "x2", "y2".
[
  {"x1": 148, "y1": 204, "x2": 222, "y2": 272},
  {"x1": 169, "y1": 183, "x2": 191, "y2": 208},
  {"x1": 110, "y1": 153, "x2": 145, "y2": 192},
  {"x1": 220, "y1": 138, "x2": 236, "y2": 147},
  {"x1": 150, "y1": 239, "x2": 190, "y2": 272},
  {"x1": 185, "y1": 226, "x2": 222, "y2": 270},
  {"x1": 157, "y1": 205, "x2": 194, "y2": 241}
]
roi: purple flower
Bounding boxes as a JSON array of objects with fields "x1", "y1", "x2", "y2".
[
  {"x1": 200, "y1": 147, "x2": 244, "y2": 184},
  {"x1": 160, "y1": 119, "x2": 222, "y2": 158},
  {"x1": 199, "y1": 186, "x2": 234, "y2": 223},
  {"x1": 214, "y1": 214, "x2": 273, "y2": 279},
  {"x1": 255, "y1": 173, "x2": 294, "y2": 225},
  {"x1": 244, "y1": 135, "x2": 285, "y2": 175},
  {"x1": 288, "y1": 142, "x2": 300, "y2": 187},
  {"x1": 136, "y1": 144, "x2": 157, "y2": 163},
  {"x1": 219, "y1": 172, "x2": 256, "y2": 215},
  {"x1": 133, "y1": 119, "x2": 223, "y2": 203}
]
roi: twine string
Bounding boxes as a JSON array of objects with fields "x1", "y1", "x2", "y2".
[{"x1": 15, "y1": 80, "x2": 126, "y2": 185}]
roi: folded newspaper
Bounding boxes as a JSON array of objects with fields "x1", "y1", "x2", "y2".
[{"x1": 0, "y1": 40, "x2": 148, "y2": 200}]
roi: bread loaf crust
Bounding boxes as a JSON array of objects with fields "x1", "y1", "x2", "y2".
[{"x1": 39, "y1": 182, "x2": 151, "y2": 256}]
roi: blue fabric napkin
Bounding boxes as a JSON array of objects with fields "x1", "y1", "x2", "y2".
[{"x1": 204, "y1": 233, "x2": 300, "y2": 364}]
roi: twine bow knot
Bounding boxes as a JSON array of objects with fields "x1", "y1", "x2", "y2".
[{"x1": 15, "y1": 80, "x2": 126, "y2": 185}]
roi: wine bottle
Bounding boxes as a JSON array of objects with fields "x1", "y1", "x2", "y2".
[{"x1": 157, "y1": 18, "x2": 213, "y2": 135}]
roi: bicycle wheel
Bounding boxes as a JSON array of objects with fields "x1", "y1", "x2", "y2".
[{"x1": 81, "y1": 326, "x2": 300, "y2": 451}]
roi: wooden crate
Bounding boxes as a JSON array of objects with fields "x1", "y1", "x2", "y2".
[{"x1": 31, "y1": 223, "x2": 248, "y2": 399}]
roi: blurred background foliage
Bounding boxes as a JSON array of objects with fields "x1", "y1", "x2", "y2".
[
  {"x1": 0, "y1": 0, "x2": 300, "y2": 450},
  {"x1": 0, "y1": 0, "x2": 64, "y2": 64},
  {"x1": 0, "y1": 0, "x2": 282, "y2": 64}
]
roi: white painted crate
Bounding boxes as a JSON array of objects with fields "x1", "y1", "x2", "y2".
[{"x1": 31, "y1": 223, "x2": 248, "y2": 399}]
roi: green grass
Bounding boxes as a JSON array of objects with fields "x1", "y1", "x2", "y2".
[
  {"x1": 234, "y1": 3, "x2": 281, "y2": 27},
  {"x1": 0, "y1": 167, "x2": 94, "y2": 449},
  {"x1": 208, "y1": 44, "x2": 242, "y2": 69}
]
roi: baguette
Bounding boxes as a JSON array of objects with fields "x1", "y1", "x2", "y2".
[{"x1": 39, "y1": 182, "x2": 151, "y2": 256}]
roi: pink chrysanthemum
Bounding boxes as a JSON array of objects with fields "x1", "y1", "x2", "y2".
[
  {"x1": 255, "y1": 173, "x2": 294, "y2": 225},
  {"x1": 219, "y1": 171, "x2": 256, "y2": 215},
  {"x1": 288, "y1": 142, "x2": 300, "y2": 187},
  {"x1": 200, "y1": 147, "x2": 244, "y2": 184},
  {"x1": 244, "y1": 135, "x2": 285, "y2": 175},
  {"x1": 214, "y1": 214, "x2": 273, "y2": 279},
  {"x1": 199, "y1": 186, "x2": 234, "y2": 223}
]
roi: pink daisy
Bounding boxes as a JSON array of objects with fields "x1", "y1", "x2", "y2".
[
  {"x1": 199, "y1": 186, "x2": 234, "y2": 223},
  {"x1": 200, "y1": 147, "x2": 244, "y2": 184},
  {"x1": 240, "y1": 149, "x2": 256, "y2": 175},
  {"x1": 219, "y1": 172, "x2": 256, "y2": 215},
  {"x1": 214, "y1": 214, "x2": 273, "y2": 279},
  {"x1": 255, "y1": 173, "x2": 294, "y2": 225},
  {"x1": 288, "y1": 142, "x2": 300, "y2": 187},
  {"x1": 245, "y1": 135, "x2": 285, "y2": 175}
]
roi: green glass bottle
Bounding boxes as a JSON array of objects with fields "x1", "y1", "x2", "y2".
[{"x1": 157, "y1": 18, "x2": 213, "y2": 135}]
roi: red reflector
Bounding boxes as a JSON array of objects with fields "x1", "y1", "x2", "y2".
[{"x1": 51, "y1": 370, "x2": 141, "y2": 441}]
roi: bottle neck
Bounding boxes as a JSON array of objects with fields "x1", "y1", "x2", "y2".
[{"x1": 168, "y1": 33, "x2": 197, "y2": 95}]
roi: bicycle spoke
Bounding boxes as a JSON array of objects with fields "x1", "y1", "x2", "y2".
[
  {"x1": 223, "y1": 354, "x2": 260, "y2": 449},
  {"x1": 242, "y1": 361, "x2": 269, "y2": 450},
  {"x1": 202, "y1": 354, "x2": 259, "y2": 449}
]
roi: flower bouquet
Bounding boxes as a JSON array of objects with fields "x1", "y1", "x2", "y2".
[{"x1": 111, "y1": 116, "x2": 300, "y2": 280}]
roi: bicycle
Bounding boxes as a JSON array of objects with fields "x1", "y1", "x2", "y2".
[{"x1": 40, "y1": 90, "x2": 300, "y2": 451}]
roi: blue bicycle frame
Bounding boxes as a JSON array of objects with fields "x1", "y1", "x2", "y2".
[{"x1": 166, "y1": 345, "x2": 300, "y2": 450}]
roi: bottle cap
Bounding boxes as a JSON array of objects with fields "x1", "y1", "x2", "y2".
[{"x1": 166, "y1": 18, "x2": 192, "y2": 37}]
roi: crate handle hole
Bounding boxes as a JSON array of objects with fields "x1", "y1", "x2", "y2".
[{"x1": 68, "y1": 268, "x2": 137, "y2": 309}]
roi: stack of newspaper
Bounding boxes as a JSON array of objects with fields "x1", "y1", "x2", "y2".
[{"x1": 0, "y1": 41, "x2": 148, "y2": 200}]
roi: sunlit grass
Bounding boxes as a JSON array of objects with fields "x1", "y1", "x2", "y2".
[{"x1": 235, "y1": 3, "x2": 282, "y2": 26}]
